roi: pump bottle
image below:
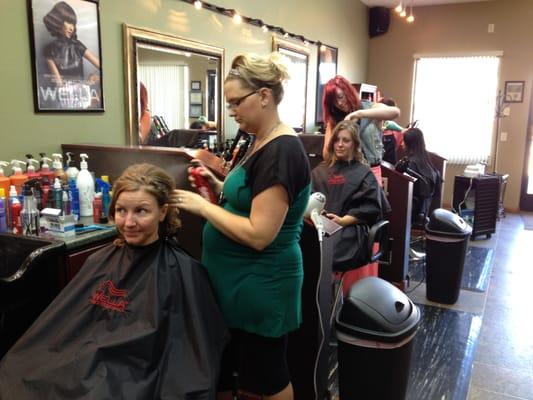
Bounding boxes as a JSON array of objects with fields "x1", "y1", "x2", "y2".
[
  {"x1": 11, "y1": 196, "x2": 22, "y2": 235},
  {"x1": 52, "y1": 153, "x2": 66, "y2": 185},
  {"x1": 53, "y1": 177, "x2": 63, "y2": 210},
  {"x1": 0, "y1": 161, "x2": 10, "y2": 195},
  {"x1": 65, "y1": 152, "x2": 79, "y2": 185},
  {"x1": 39, "y1": 156, "x2": 55, "y2": 183},
  {"x1": 10, "y1": 160, "x2": 28, "y2": 196},
  {"x1": 26, "y1": 159, "x2": 41, "y2": 180},
  {"x1": 76, "y1": 153, "x2": 94, "y2": 217}
]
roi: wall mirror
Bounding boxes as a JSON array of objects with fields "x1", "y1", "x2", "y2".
[
  {"x1": 123, "y1": 24, "x2": 225, "y2": 147},
  {"x1": 272, "y1": 37, "x2": 310, "y2": 132}
]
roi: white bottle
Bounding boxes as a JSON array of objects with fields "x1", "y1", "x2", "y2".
[
  {"x1": 65, "y1": 152, "x2": 79, "y2": 185},
  {"x1": 76, "y1": 153, "x2": 95, "y2": 217}
]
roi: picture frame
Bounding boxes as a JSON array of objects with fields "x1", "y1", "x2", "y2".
[
  {"x1": 190, "y1": 91, "x2": 202, "y2": 105},
  {"x1": 315, "y1": 44, "x2": 338, "y2": 125},
  {"x1": 504, "y1": 81, "x2": 525, "y2": 103},
  {"x1": 272, "y1": 37, "x2": 310, "y2": 132},
  {"x1": 191, "y1": 80, "x2": 201, "y2": 90},
  {"x1": 190, "y1": 104, "x2": 202, "y2": 118},
  {"x1": 27, "y1": 0, "x2": 104, "y2": 112}
]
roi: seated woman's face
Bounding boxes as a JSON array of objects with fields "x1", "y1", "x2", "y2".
[
  {"x1": 114, "y1": 189, "x2": 168, "y2": 246},
  {"x1": 333, "y1": 129, "x2": 354, "y2": 161}
]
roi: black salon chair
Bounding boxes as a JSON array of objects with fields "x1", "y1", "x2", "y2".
[{"x1": 407, "y1": 168, "x2": 435, "y2": 260}]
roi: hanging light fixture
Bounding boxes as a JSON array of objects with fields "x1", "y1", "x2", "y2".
[
  {"x1": 232, "y1": 12, "x2": 242, "y2": 24},
  {"x1": 406, "y1": 0, "x2": 415, "y2": 23},
  {"x1": 193, "y1": 0, "x2": 202, "y2": 9},
  {"x1": 395, "y1": 2, "x2": 403, "y2": 14}
]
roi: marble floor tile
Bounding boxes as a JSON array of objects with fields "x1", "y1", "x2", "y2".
[
  {"x1": 406, "y1": 305, "x2": 482, "y2": 400},
  {"x1": 468, "y1": 386, "x2": 530, "y2": 400},
  {"x1": 470, "y1": 362, "x2": 533, "y2": 400}
]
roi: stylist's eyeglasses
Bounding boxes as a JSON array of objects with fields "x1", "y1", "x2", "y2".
[{"x1": 226, "y1": 90, "x2": 259, "y2": 110}]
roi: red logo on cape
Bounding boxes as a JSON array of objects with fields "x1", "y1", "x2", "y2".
[
  {"x1": 328, "y1": 174, "x2": 346, "y2": 185},
  {"x1": 90, "y1": 280, "x2": 129, "y2": 313}
]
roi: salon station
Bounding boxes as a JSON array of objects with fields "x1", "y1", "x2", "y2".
[{"x1": 1, "y1": 0, "x2": 533, "y2": 399}]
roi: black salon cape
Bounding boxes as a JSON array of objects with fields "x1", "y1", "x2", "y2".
[
  {"x1": 312, "y1": 161, "x2": 387, "y2": 271},
  {"x1": 0, "y1": 239, "x2": 228, "y2": 400}
]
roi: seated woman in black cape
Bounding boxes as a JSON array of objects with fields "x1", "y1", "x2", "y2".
[
  {"x1": 312, "y1": 121, "x2": 389, "y2": 295},
  {"x1": 0, "y1": 163, "x2": 228, "y2": 400}
]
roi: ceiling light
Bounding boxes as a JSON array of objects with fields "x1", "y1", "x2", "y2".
[
  {"x1": 395, "y1": 3, "x2": 403, "y2": 14},
  {"x1": 400, "y1": 9, "x2": 407, "y2": 17},
  {"x1": 233, "y1": 12, "x2": 242, "y2": 24},
  {"x1": 261, "y1": 24, "x2": 268, "y2": 33},
  {"x1": 194, "y1": 0, "x2": 202, "y2": 9}
]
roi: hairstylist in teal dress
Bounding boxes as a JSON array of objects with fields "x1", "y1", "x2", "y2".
[{"x1": 172, "y1": 52, "x2": 311, "y2": 400}]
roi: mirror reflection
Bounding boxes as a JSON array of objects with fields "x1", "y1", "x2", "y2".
[{"x1": 123, "y1": 25, "x2": 224, "y2": 149}]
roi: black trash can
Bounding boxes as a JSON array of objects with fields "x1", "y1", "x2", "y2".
[
  {"x1": 425, "y1": 208, "x2": 472, "y2": 304},
  {"x1": 335, "y1": 277, "x2": 420, "y2": 400}
]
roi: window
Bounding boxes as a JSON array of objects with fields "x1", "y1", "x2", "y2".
[
  {"x1": 411, "y1": 55, "x2": 500, "y2": 164},
  {"x1": 138, "y1": 64, "x2": 189, "y2": 130}
]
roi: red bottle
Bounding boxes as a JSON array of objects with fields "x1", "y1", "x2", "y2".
[{"x1": 191, "y1": 167, "x2": 217, "y2": 203}]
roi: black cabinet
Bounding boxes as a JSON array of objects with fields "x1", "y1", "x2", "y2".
[{"x1": 452, "y1": 175, "x2": 499, "y2": 239}]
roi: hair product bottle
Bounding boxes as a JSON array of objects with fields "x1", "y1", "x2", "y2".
[{"x1": 76, "y1": 153, "x2": 94, "y2": 217}]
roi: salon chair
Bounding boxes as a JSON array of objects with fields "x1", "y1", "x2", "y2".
[{"x1": 407, "y1": 168, "x2": 435, "y2": 261}]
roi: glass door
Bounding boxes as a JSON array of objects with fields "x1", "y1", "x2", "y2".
[{"x1": 520, "y1": 123, "x2": 533, "y2": 210}]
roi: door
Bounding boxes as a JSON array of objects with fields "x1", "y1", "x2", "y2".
[{"x1": 520, "y1": 123, "x2": 533, "y2": 210}]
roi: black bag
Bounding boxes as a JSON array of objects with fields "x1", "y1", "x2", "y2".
[
  {"x1": 382, "y1": 133, "x2": 398, "y2": 164},
  {"x1": 332, "y1": 224, "x2": 370, "y2": 272},
  {"x1": 0, "y1": 239, "x2": 228, "y2": 400}
]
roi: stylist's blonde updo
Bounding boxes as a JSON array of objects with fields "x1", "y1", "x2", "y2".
[{"x1": 226, "y1": 52, "x2": 290, "y2": 105}]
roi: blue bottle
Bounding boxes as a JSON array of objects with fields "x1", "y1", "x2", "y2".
[{"x1": 69, "y1": 180, "x2": 80, "y2": 220}]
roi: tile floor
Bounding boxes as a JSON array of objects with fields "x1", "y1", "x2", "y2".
[{"x1": 408, "y1": 213, "x2": 533, "y2": 400}]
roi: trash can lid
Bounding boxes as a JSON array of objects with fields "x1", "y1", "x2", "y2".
[
  {"x1": 335, "y1": 277, "x2": 420, "y2": 343},
  {"x1": 425, "y1": 208, "x2": 472, "y2": 237}
]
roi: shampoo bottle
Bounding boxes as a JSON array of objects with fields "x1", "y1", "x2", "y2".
[
  {"x1": 52, "y1": 153, "x2": 66, "y2": 185},
  {"x1": 21, "y1": 183, "x2": 39, "y2": 236},
  {"x1": 10, "y1": 160, "x2": 28, "y2": 195},
  {"x1": 76, "y1": 153, "x2": 94, "y2": 217},
  {"x1": 53, "y1": 177, "x2": 63, "y2": 210},
  {"x1": 65, "y1": 152, "x2": 79, "y2": 185},
  {"x1": 26, "y1": 159, "x2": 41, "y2": 180},
  {"x1": 39, "y1": 156, "x2": 55, "y2": 183},
  {"x1": 0, "y1": 161, "x2": 10, "y2": 195},
  {"x1": 11, "y1": 196, "x2": 22, "y2": 235}
]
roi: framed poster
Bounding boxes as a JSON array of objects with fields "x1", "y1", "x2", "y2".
[
  {"x1": 272, "y1": 37, "x2": 310, "y2": 132},
  {"x1": 504, "y1": 81, "x2": 524, "y2": 103},
  {"x1": 315, "y1": 44, "x2": 338, "y2": 125},
  {"x1": 190, "y1": 104, "x2": 202, "y2": 118},
  {"x1": 191, "y1": 80, "x2": 201, "y2": 90},
  {"x1": 190, "y1": 91, "x2": 202, "y2": 104},
  {"x1": 27, "y1": 0, "x2": 104, "y2": 112}
]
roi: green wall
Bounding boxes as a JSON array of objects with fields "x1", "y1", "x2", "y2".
[{"x1": 0, "y1": 0, "x2": 369, "y2": 168}]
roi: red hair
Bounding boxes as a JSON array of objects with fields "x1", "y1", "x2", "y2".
[{"x1": 322, "y1": 75, "x2": 361, "y2": 126}]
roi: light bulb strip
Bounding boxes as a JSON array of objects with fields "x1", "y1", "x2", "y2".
[{"x1": 181, "y1": 0, "x2": 325, "y2": 47}]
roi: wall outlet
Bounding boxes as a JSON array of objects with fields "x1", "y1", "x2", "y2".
[
  {"x1": 503, "y1": 106, "x2": 511, "y2": 116},
  {"x1": 488, "y1": 23, "x2": 495, "y2": 33},
  {"x1": 500, "y1": 131, "x2": 508, "y2": 141}
]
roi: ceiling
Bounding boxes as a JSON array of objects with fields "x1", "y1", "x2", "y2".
[{"x1": 360, "y1": 0, "x2": 491, "y2": 6}]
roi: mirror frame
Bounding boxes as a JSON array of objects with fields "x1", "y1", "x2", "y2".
[
  {"x1": 272, "y1": 36, "x2": 310, "y2": 132},
  {"x1": 123, "y1": 24, "x2": 225, "y2": 146}
]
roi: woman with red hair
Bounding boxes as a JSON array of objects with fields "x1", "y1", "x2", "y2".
[{"x1": 322, "y1": 75, "x2": 400, "y2": 177}]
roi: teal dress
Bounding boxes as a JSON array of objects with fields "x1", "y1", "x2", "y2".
[{"x1": 202, "y1": 135, "x2": 311, "y2": 338}]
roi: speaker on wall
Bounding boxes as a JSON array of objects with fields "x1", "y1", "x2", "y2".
[{"x1": 369, "y1": 6, "x2": 390, "y2": 38}]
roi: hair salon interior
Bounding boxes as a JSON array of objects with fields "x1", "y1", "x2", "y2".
[{"x1": 1, "y1": 0, "x2": 533, "y2": 399}]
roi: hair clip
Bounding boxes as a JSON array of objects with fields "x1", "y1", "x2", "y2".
[{"x1": 228, "y1": 68, "x2": 241, "y2": 77}]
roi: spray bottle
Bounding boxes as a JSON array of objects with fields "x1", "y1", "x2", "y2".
[
  {"x1": 190, "y1": 163, "x2": 217, "y2": 203},
  {"x1": 0, "y1": 188, "x2": 7, "y2": 233},
  {"x1": 21, "y1": 181, "x2": 40, "y2": 236},
  {"x1": 65, "y1": 152, "x2": 79, "y2": 185},
  {"x1": 76, "y1": 153, "x2": 94, "y2": 217},
  {"x1": 10, "y1": 160, "x2": 28, "y2": 195},
  {"x1": 0, "y1": 161, "x2": 11, "y2": 195},
  {"x1": 52, "y1": 153, "x2": 66, "y2": 185}
]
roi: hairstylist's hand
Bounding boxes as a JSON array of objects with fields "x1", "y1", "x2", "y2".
[
  {"x1": 170, "y1": 189, "x2": 210, "y2": 216},
  {"x1": 344, "y1": 110, "x2": 361, "y2": 123},
  {"x1": 188, "y1": 159, "x2": 217, "y2": 188}
]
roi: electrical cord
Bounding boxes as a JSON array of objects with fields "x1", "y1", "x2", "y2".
[{"x1": 313, "y1": 235, "x2": 325, "y2": 400}]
